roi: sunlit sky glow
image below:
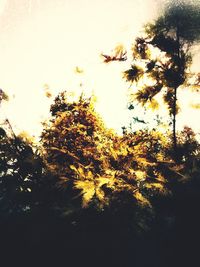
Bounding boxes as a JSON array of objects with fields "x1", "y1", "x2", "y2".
[{"x1": 0, "y1": 0, "x2": 199, "y2": 138}]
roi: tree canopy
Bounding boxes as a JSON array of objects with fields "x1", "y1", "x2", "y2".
[
  {"x1": 107, "y1": 0, "x2": 200, "y2": 156},
  {"x1": 41, "y1": 92, "x2": 172, "y2": 210}
]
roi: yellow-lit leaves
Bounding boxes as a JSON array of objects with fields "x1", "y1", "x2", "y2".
[
  {"x1": 190, "y1": 103, "x2": 200, "y2": 109},
  {"x1": 74, "y1": 176, "x2": 113, "y2": 208},
  {"x1": 74, "y1": 180, "x2": 95, "y2": 207},
  {"x1": 74, "y1": 66, "x2": 84, "y2": 74},
  {"x1": 42, "y1": 92, "x2": 170, "y2": 210},
  {"x1": 145, "y1": 182, "x2": 167, "y2": 195},
  {"x1": 135, "y1": 170, "x2": 146, "y2": 181},
  {"x1": 134, "y1": 191, "x2": 151, "y2": 207},
  {"x1": 70, "y1": 164, "x2": 94, "y2": 180},
  {"x1": 147, "y1": 99, "x2": 159, "y2": 110}
]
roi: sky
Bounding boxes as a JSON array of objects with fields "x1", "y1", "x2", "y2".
[{"x1": 0, "y1": 0, "x2": 199, "y2": 138}]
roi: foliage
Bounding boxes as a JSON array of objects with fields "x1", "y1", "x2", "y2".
[
  {"x1": 0, "y1": 89, "x2": 9, "y2": 104},
  {"x1": 0, "y1": 124, "x2": 44, "y2": 217},
  {"x1": 0, "y1": 2, "x2": 199, "y2": 263},
  {"x1": 41, "y1": 92, "x2": 172, "y2": 210},
  {"x1": 152, "y1": 1, "x2": 200, "y2": 43},
  {"x1": 176, "y1": 126, "x2": 200, "y2": 163},
  {"x1": 101, "y1": 44, "x2": 127, "y2": 63},
  {"x1": 126, "y1": 23, "x2": 193, "y2": 124},
  {"x1": 103, "y1": 1, "x2": 200, "y2": 155}
]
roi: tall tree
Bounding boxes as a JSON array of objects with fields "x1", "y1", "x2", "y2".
[{"x1": 110, "y1": 1, "x2": 200, "y2": 157}]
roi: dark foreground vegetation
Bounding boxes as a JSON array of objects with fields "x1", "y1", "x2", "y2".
[
  {"x1": 0, "y1": 1, "x2": 200, "y2": 266},
  {"x1": 0, "y1": 92, "x2": 200, "y2": 267}
]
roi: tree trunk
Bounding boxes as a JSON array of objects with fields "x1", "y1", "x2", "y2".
[
  {"x1": 173, "y1": 28, "x2": 180, "y2": 158},
  {"x1": 172, "y1": 87, "x2": 177, "y2": 156}
]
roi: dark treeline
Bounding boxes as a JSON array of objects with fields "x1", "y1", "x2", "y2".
[{"x1": 0, "y1": 92, "x2": 200, "y2": 267}]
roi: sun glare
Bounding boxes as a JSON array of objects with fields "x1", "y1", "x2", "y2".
[{"x1": 0, "y1": 0, "x2": 199, "y2": 137}]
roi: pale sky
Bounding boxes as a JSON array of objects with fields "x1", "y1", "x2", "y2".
[{"x1": 0, "y1": 0, "x2": 199, "y2": 138}]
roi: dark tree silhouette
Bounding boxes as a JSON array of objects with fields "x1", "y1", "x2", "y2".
[
  {"x1": 147, "y1": 1, "x2": 200, "y2": 153},
  {"x1": 104, "y1": 1, "x2": 200, "y2": 158},
  {"x1": 0, "y1": 123, "x2": 44, "y2": 217}
]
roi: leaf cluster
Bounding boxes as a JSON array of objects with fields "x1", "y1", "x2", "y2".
[{"x1": 41, "y1": 93, "x2": 173, "y2": 210}]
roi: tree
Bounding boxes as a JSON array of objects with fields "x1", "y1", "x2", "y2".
[
  {"x1": 41, "y1": 91, "x2": 171, "y2": 213},
  {"x1": 107, "y1": 1, "x2": 200, "y2": 157}
]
